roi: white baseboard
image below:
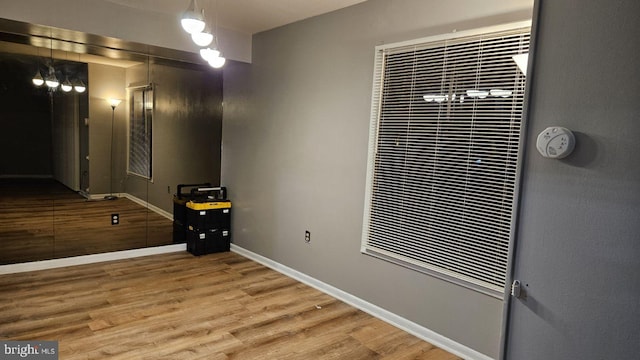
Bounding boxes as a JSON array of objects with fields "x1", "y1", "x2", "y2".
[
  {"x1": 0, "y1": 174, "x2": 53, "y2": 179},
  {"x1": 123, "y1": 193, "x2": 173, "y2": 220},
  {"x1": 0, "y1": 244, "x2": 186, "y2": 275},
  {"x1": 230, "y1": 244, "x2": 493, "y2": 360},
  {"x1": 88, "y1": 193, "x2": 126, "y2": 200},
  {"x1": 87, "y1": 192, "x2": 173, "y2": 221}
]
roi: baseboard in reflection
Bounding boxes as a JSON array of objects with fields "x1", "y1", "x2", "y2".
[{"x1": 0, "y1": 244, "x2": 186, "y2": 275}]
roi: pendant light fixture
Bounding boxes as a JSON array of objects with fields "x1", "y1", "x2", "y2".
[
  {"x1": 178, "y1": 0, "x2": 226, "y2": 68},
  {"x1": 61, "y1": 77, "x2": 73, "y2": 92},
  {"x1": 74, "y1": 80, "x2": 86, "y2": 93},
  {"x1": 29, "y1": 33, "x2": 88, "y2": 93},
  {"x1": 74, "y1": 53, "x2": 86, "y2": 93},
  {"x1": 45, "y1": 66, "x2": 59, "y2": 88},
  {"x1": 207, "y1": 34, "x2": 225, "y2": 69},
  {"x1": 190, "y1": 1, "x2": 213, "y2": 47},
  {"x1": 181, "y1": 0, "x2": 206, "y2": 34},
  {"x1": 32, "y1": 48, "x2": 45, "y2": 86},
  {"x1": 208, "y1": 53, "x2": 225, "y2": 68},
  {"x1": 206, "y1": 0, "x2": 225, "y2": 69},
  {"x1": 44, "y1": 33, "x2": 59, "y2": 89},
  {"x1": 45, "y1": 76, "x2": 59, "y2": 88},
  {"x1": 199, "y1": 38, "x2": 225, "y2": 68},
  {"x1": 60, "y1": 52, "x2": 73, "y2": 92},
  {"x1": 192, "y1": 26, "x2": 214, "y2": 47},
  {"x1": 200, "y1": 47, "x2": 220, "y2": 62},
  {"x1": 32, "y1": 71, "x2": 45, "y2": 86}
]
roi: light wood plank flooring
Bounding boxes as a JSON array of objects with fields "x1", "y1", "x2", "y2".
[
  {"x1": 0, "y1": 252, "x2": 461, "y2": 359},
  {"x1": 0, "y1": 180, "x2": 173, "y2": 265}
]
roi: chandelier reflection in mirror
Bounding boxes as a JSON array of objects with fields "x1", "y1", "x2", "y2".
[
  {"x1": 422, "y1": 53, "x2": 528, "y2": 104},
  {"x1": 32, "y1": 64, "x2": 87, "y2": 93},
  {"x1": 31, "y1": 43, "x2": 87, "y2": 94}
]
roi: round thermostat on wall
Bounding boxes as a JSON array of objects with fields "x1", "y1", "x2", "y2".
[{"x1": 536, "y1": 126, "x2": 575, "y2": 159}]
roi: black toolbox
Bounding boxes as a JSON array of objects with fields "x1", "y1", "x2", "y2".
[
  {"x1": 173, "y1": 183, "x2": 210, "y2": 244},
  {"x1": 186, "y1": 199, "x2": 231, "y2": 231},
  {"x1": 173, "y1": 183, "x2": 212, "y2": 226},
  {"x1": 173, "y1": 183, "x2": 227, "y2": 244},
  {"x1": 186, "y1": 228, "x2": 231, "y2": 255},
  {"x1": 181, "y1": 186, "x2": 231, "y2": 255}
]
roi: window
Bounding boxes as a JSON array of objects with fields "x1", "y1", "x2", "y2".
[
  {"x1": 128, "y1": 85, "x2": 153, "y2": 179},
  {"x1": 361, "y1": 22, "x2": 530, "y2": 296}
]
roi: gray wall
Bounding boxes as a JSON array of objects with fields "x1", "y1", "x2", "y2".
[
  {"x1": 52, "y1": 91, "x2": 84, "y2": 191},
  {"x1": 88, "y1": 63, "x2": 126, "y2": 195},
  {"x1": 505, "y1": 0, "x2": 640, "y2": 358},
  {"x1": 51, "y1": 92, "x2": 76, "y2": 189},
  {"x1": 222, "y1": 0, "x2": 533, "y2": 357}
]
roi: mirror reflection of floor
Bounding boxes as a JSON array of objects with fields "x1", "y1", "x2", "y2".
[{"x1": 0, "y1": 179, "x2": 173, "y2": 265}]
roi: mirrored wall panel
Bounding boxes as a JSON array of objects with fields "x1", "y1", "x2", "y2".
[{"x1": 0, "y1": 19, "x2": 223, "y2": 265}]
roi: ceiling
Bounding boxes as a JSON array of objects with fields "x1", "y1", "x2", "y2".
[
  {"x1": 102, "y1": 0, "x2": 368, "y2": 35},
  {"x1": 0, "y1": 40, "x2": 142, "y2": 68}
]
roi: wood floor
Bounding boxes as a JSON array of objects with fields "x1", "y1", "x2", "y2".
[
  {"x1": 0, "y1": 179, "x2": 173, "y2": 265},
  {"x1": 0, "y1": 252, "x2": 461, "y2": 360}
]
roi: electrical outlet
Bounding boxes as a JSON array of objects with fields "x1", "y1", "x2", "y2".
[
  {"x1": 167, "y1": 185, "x2": 171, "y2": 194},
  {"x1": 305, "y1": 230, "x2": 311, "y2": 243},
  {"x1": 111, "y1": 214, "x2": 119, "y2": 225}
]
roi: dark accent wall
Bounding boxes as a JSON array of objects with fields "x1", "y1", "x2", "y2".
[
  {"x1": 0, "y1": 54, "x2": 52, "y2": 176},
  {"x1": 125, "y1": 60, "x2": 223, "y2": 212}
]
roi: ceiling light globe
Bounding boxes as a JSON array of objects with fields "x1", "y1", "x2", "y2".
[
  {"x1": 74, "y1": 80, "x2": 86, "y2": 93},
  {"x1": 209, "y1": 56, "x2": 226, "y2": 69},
  {"x1": 181, "y1": 18, "x2": 206, "y2": 34},
  {"x1": 61, "y1": 78, "x2": 73, "y2": 92},
  {"x1": 181, "y1": 0, "x2": 205, "y2": 34},
  {"x1": 32, "y1": 72, "x2": 45, "y2": 86},
  {"x1": 45, "y1": 76, "x2": 59, "y2": 88},
  {"x1": 192, "y1": 31, "x2": 214, "y2": 47},
  {"x1": 200, "y1": 48, "x2": 220, "y2": 62}
]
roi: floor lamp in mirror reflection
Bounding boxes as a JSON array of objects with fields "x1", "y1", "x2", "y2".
[{"x1": 105, "y1": 98, "x2": 122, "y2": 200}]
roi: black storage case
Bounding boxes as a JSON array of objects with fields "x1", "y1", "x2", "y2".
[
  {"x1": 177, "y1": 185, "x2": 231, "y2": 256},
  {"x1": 186, "y1": 201, "x2": 231, "y2": 231},
  {"x1": 173, "y1": 183, "x2": 212, "y2": 226},
  {"x1": 173, "y1": 183, "x2": 229, "y2": 244},
  {"x1": 186, "y1": 228, "x2": 231, "y2": 256}
]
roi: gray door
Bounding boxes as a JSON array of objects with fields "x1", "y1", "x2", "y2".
[{"x1": 503, "y1": 1, "x2": 640, "y2": 359}]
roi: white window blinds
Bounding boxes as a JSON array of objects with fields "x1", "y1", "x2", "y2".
[
  {"x1": 128, "y1": 86, "x2": 153, "y2": 179},
  {"x1": 361, "y1": 23, "x2": 530, "y2": 295}
]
